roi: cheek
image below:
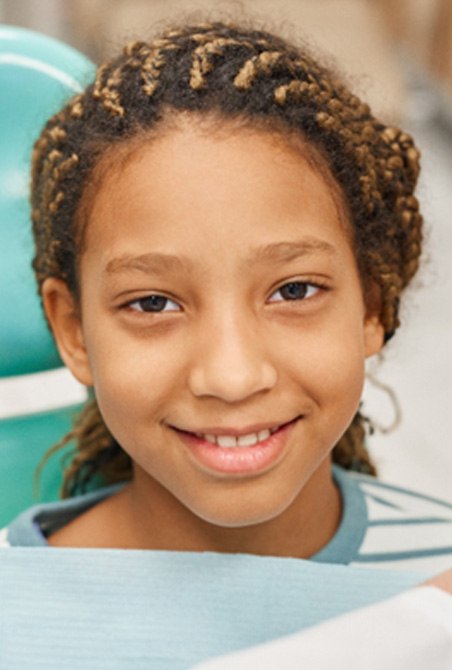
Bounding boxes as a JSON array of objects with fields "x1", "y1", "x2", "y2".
[
  {"x1": 278, "y1": 318, "x2": 366, "y2": 413},
  {"x1": 318, "y1": 340, "x2": 366, "y2": 444},
  {"x1": 84, "y1": 332, "x2": 186, "y2": 439}
]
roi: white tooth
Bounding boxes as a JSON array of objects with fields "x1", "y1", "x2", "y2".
[
  {"x1": 217, "y1": 435, "x2": 238, "y2": 448},
  {"x1": 237, "y1": 433, "x2": 258, "y2": 448},
  {"x1": 204, "y1": 434, "x2": 217, "y2": 445},
  {"x1": 258, "y1": 429, "x2": 271, "y2": 442}
]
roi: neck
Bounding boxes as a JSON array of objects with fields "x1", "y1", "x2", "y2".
[
  {"x1": 49, "y1": 459, "x2": 341, "y2": 557},
  {"x1": 112, "y1": 459, "x2": 341, "y2": 558}
]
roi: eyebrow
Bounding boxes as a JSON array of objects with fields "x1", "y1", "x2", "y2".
[
  {"x1": 251, "y1": 238, "x2": 336, "y2": 264},
  {"x1": 104, "y1": 237, "x2": 336, "y2": 276},
  {"x1": 105, "y1": 253, "x2": 192, "y2": 275}
]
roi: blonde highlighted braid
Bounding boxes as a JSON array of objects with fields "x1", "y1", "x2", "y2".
[{"x1": 31, "y1": 21, "x2": 423, "y2": 494}]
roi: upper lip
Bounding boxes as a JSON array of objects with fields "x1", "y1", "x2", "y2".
[{"x1": 172, "y1": 416, "x2": 300, "y2": 437}]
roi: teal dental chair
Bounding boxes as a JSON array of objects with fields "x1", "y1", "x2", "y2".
[{"x1": 0, "y1": 26, "x2": 94, "y2": 526}]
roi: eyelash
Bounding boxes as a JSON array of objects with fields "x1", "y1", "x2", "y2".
[
  {"x1": 268, "y1": 280, "x2": 325, "y2": 303},
  {"x1": 126, "y1": 295, "x2": 181, "y2": 313},
  {"x1": 124, "y1": 280, "x2": 326, "y2": 315}
]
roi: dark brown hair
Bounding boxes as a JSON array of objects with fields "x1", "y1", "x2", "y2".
[{"x1": 31, "y1": 21, "x2": 422, "y2": 496}]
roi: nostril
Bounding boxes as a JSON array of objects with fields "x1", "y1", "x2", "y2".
[{"x1": 187, "y1": 357, "x2": 277, "y2": 402}]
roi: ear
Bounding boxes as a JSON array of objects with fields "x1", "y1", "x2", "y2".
[
  {"x1": 363, "y1": 282, "x2": 385, "y2": 358},
  {"x1": 41, "y1": 278, "x2": 93, "y2": 386},
  {"x1": 364, "y1": 314, "x2": 385, "y2": 358}
]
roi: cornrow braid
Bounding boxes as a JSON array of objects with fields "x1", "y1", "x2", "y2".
[
  {"x1": 234, "y1": 51, "x2": 287, "y2": 89},
  {"x1": 31, "y1": 20, "x2": 423, "y2": 495},
  {"x1": 190, "y1": 37, "x2": 255, "y2": 89}
]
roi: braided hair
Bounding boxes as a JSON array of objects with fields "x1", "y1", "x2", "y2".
[{"x1": 31, "y1": 21, "x2": 422, "y2": 496}]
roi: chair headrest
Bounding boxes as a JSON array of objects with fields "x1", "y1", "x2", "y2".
[{"x1": 0, "y1": 25, "x2": 94, "y2": 377}]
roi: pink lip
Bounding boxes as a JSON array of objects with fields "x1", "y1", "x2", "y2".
[{"x1": 174, "y1": 418, "x2": 299, "y2": 476}]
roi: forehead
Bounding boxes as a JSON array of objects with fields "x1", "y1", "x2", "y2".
[{"x1": 81, "y1": 120, "x2": 353, "y2": 269}]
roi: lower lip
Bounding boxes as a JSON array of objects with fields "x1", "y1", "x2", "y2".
[{"x1": 176, "y1": 419, "x2": 299, "y2": 476}]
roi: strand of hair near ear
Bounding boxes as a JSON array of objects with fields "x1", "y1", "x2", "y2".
[{"x1": 365, "y1": 370, "x2": 402, "y2": 435}]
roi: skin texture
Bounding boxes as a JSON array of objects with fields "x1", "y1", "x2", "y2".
[{"x1": 43, "y1": 120, "x2": 384, "y2": 554}]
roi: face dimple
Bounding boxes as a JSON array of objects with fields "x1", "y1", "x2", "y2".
[{"x1": 74, "y1": 120, "x2": 381, "y2": 533}]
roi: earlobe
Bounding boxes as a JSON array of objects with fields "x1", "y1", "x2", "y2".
[
  {"x1": 363, "y1": 282, "x2": 385, "y2": 358},
  {"x1": 41, "y1": 278, "x2": 93, "y2": 386},
  {"x1": 364, "y1": 314, "x2": 385, "y2": 358}
]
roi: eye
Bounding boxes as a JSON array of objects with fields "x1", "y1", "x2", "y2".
[
  {"x1": 127, "y1": 295, "x2": 180, "y2": 313},
  {"x1": 269, "y1": 281, "x2": 320, "y2": 303}
]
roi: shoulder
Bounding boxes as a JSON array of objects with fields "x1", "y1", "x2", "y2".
[
  {"x1": 347, "y1": 469, "x2": 452, "y2": 573},
  {"x1": 0, "y1": 484, "x2": 124, "y2": 548},
  {"x1": 313, "y1": 467, "x2": 452, "y2": 573}
]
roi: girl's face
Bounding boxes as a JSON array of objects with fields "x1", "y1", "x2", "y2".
[{"x1": 48, "y1": 120, "x2": 383, "y2": 530}]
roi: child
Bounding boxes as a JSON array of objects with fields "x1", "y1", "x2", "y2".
[{"x1": 1, "y1": 19, "x2": 451, "y2": 571}]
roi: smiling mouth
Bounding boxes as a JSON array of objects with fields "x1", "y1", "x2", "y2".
[
  {"x1": 173, "y1": 416, "x2": 301, "y2": 475},
  {"x1": 174, "y1": 416, "x2": 301, "y2": 449},
  {"x1": 195, "y1": 426, "x2": 280, "y2": 448}
]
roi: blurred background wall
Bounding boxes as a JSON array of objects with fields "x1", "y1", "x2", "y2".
[{"x1": 1, "y1": 0, "x2": 451, "y2": 500}]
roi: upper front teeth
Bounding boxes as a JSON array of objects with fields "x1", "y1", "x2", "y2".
[{"x1": 201, "y1": 428, "x2": 274, "y2": 448}]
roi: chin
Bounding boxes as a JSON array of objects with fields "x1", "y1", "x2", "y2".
[{"x1": 188, "y1": 495, "x2": 292, "y2": 529}]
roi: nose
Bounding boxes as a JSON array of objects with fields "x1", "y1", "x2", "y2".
[{"x1": 188, "y1": 312, "x2": 278, "y2": 403}]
